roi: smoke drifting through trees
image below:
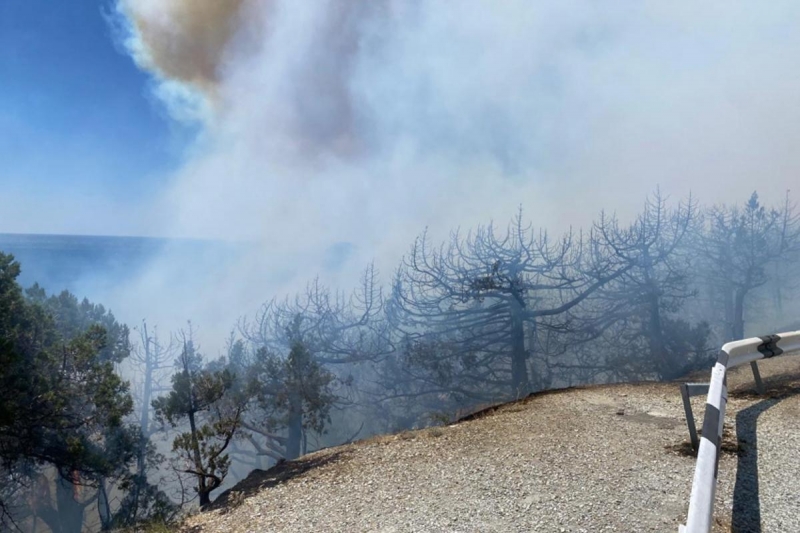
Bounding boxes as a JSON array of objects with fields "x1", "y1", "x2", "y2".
[
  {"x1": 389, "y1": 213, "x2": 628, "y2": 399},
  {"x1": 4, "y1": 1, "x2": 800, "y2": 530},
  {"x1": 591, "y1": 192, "x2": 703, "y2": 380},
  {"x1": 101, "y1": 1, "x2": 800, "y2": 346},
  {"x1": 4, "y1": 190, "x2": 800, "y2": 531}
]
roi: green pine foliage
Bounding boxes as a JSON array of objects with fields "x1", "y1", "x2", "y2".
[
  {"x1": 246, "y1": 317, "x2": 337, "y2": 460},
  {"x1": 0, "y1": 252, "x2": 136, "y2": 530},
  {"x1": 153, "y1": 339, "x2": 243, "y2": 508}
]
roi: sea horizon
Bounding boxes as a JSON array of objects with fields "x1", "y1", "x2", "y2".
[{"x1": 0, "y1": 232, "x2": 234, "y2": 298}]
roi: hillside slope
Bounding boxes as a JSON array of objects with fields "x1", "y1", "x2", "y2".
[{"x1": 183, "y1": 356, "x2": 800, "y2": 533}]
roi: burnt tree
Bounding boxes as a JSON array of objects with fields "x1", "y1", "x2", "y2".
[
  {"x1": 593, "y1": 192, "x2": 709, "y2": 379},
  {"x1": 700, "y1": 192, "x2": 797, "y2": 341},
  {"x1": 389, "y1": 211, "x2": 628, "y2": 399}
]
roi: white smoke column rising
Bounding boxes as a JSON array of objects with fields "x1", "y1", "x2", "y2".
[{"x1": 113, "y1": 0, "x2": 800, "y2": 344}]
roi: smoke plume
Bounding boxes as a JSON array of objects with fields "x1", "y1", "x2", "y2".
[
  {"x1": 111, "y1": 0, "x2": 800, "y2": 344},
  {"x1": 122, "y1": 0, "x2": 247, "y2": 91}
]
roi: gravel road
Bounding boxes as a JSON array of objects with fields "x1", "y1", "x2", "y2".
[{"x1": 183, "y1": 355, "x2": 800, "y2": 533}]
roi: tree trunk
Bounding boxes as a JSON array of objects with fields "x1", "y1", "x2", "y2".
[
  {"x1": 133, "y1": 327, "x2": 153, "y2": 521},
  {"x1": 646, "y1": 291, "x2": 668, "y2": 379},
  {"x1": 773, "y1": 263, "x2": 784, "y2": 318},
  {"x1": 55, "y1": 476, "x2": 85, "y2": 533},
  {"x1": 187, "y1": 410, "x2": 209, "y2": 507},
  {"x1": 97, "y1": 479, "x2": 111, "y2": 530},
  {"x1": 639, "y1": 254, "x2": 670, "y2": 379},
  {"x1": 198, "y1": 489, "x2": 211, "y2": 508},
  {"x1": 722, "y1": 286, "x2": 735, "y2": 342},
  {"x1": 285, "y1": 393, "x2": 303, "y2": 460},
  {"x1": 732, "y1": 288, "x2": 746, "y2": 340},
  {"x1": 510, "y1": 300, "x2": 530, "y2": 398}
]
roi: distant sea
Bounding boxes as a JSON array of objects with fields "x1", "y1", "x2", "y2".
[
  {"x1": 0, "y1": 234, "x2": 357, "y2": 337},
  {"x1": 0, "y1": 233, "x2": 224, "y2": 297}
]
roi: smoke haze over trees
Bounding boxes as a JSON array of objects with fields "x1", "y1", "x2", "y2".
[
  {"x1": 3, "y1": 1, "x2": 800, "y2": 531},
  {"x1": 3, "y1": 190, "x2": 800, "y2": 531},
  {"x1": 70, "y1": 0, "x2": 800, "y2": 344}
]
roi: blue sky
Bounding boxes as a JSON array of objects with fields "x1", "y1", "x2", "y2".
[{"x1": 0, "y1": 0, "x2": 184, "y2": 235}]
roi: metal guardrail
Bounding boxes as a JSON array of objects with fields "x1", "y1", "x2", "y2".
[{"x1": 680, "y1": 330, "x2": 800, "y2": 533}]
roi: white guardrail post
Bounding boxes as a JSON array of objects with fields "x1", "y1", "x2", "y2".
[{"x1": 681, "y1": 330, "x2": 800, "y2": 532}]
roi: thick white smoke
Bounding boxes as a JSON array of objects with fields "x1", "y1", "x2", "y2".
[{"x1": 111, "y1": 0, "x2": 800, "y2": 345}]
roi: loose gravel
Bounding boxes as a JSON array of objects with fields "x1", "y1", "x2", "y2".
[{"x1": 183, "y1": 355, "x2": 800, "y2": 533}]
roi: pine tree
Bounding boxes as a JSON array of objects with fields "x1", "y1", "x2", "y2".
[
  {"x1": 0, "y1": 252, "x2": 134, "y2": 531},
  {"x1": 152, "y1": 336, "x2": 243, "y2": 507}
]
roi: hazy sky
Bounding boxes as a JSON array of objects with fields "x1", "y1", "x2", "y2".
[
  {"x1": 0, "y1": 0, "x2": 191, "y2": 236},
  {"x1": 2, "y1": 1, "x2": 799, "y2": 242},
  {"x1": 3, "y1": 1, "x2": 800, "y2": 340}
]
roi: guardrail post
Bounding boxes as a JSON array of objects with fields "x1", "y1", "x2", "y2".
[
  {"x1": 681, "y1": 383, "x2": 709, "y2": 451},
  {"x1": 680, "y1": 383, "x2": 710, "y2": 451},
  {"x1": 750, "y1": 361, "x2": 765, "y2": 394},
  {"x1": 680, "y1": 383, "x2": 699, "y2": 451}
]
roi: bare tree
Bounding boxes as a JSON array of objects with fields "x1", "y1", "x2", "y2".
[
  {"x1": 768, "y1": 191, "x2": 800, "y2": 322},
  {"x1": 388, "y1": 211, "x2": 629, "y2": 400},
  {"x1": 112, "y1": 321, "x2": 177, "y2": 527},
  {"x1": 592, "y1": 192, "x2": 708, "y2": 379},
  {"x1": 700, "y1": 192, "x2": 796, "y2": 340},
  {"x1": 242, "y1": 264, "x2": 389, "y2": 364}
]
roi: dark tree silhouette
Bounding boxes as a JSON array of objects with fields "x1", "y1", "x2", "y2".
[
  {"x1": 593, "y1": 192, "x2": 710, "y2": 379},
  {"x1": 388, "y1": 211, "x2": 629, "y2": 399},
  {"x1": 700, "y1": 192, "x2": 797, "y2": 341}
]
